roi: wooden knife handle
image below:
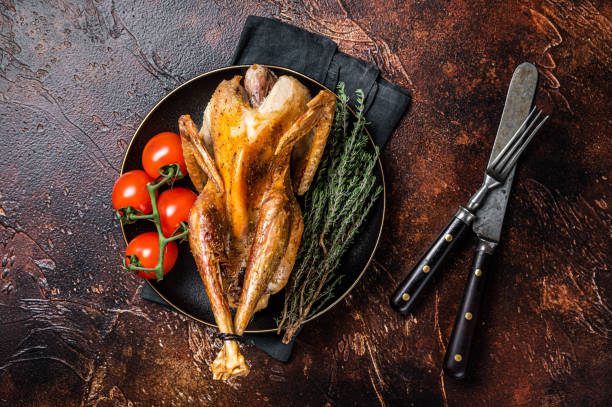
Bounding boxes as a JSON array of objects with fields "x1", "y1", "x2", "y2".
[
  {"x1": 443, "y1": 239, "x2": 496, "y2": 380},
  {"x1": 390, "y1": 207, "x2": 474, "y2": 313}
]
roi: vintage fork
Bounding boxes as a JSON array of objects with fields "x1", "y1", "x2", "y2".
[
  {"x1": 390, "y1": 107, "x2": 549, "y2": 313},
  {"x1": 463, "y1": 107, "x2": 548, "y2": 216}
]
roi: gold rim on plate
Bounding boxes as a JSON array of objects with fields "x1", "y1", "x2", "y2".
[{"x1": 119, "y1": 65, "x2": 386, "y2": 333}]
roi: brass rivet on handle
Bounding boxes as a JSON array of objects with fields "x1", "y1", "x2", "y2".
[
  {"x1": 454, "y1": 354, "x2": 463, "y2": 362},
  {"x1": 445, "y1": 234, "x2": 453, "y2": 242},
  {"x1": 465, "y1": 312, "x2": 473, "y2": 320},
  {"x1": 402, "y1": 293, "x2": 410, "y2": 301},
  {"x1": 422, "y1": 265, "x2": 431, "y2": 273},
  {"x1": 475, "y1": 268, "x2": 482, "y2": 277}
]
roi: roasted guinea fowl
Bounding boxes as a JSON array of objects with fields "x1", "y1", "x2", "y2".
[{"x1": 178, "y1": 65, "x2": 336, "y2": 380}]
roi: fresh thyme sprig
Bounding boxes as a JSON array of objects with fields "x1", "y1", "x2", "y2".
[{"x1": 277, "y1": 83, "x2": 383, "y2": 342}]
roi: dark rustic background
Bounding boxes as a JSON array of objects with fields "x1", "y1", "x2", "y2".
[{"x1": 1, "y1": 0, "x2": 610, "y2": 406}]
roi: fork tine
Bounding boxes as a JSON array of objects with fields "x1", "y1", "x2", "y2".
[
  {"x1": 494, "y1": 109, "x2": 542, "y2": 173},
  {"x1": 489, "y1": 107, "x2": 538, "y2": 169},
  {"x1": 499, "y1": 115, "x2": 549, "y2": 179}
]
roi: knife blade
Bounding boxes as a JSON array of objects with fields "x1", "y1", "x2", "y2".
[
  {"x1": 472, "y1": 62, "x2": 539, "y2": 243},
  {"x1": 443, "y1": 62, "x2": 539, "y2": 379}
]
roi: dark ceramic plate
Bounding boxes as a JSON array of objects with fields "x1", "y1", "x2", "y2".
[{"x1": 121, "y1": 65, "x2": 385, "y2": 332}]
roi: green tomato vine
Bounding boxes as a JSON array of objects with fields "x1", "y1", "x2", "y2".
[{"x1": 116, "y1": 163, "x2": 189, "y2": 281}]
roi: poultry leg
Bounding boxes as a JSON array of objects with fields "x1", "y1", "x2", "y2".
[
  {"x1": 266, "y1": 198, "x2": 303, "y2": 295},
  {"x1": 180, "y1": 115, "x2": 249, "y2": 380},
  {"x1": 189, "y1": 186, "x2": 249, "y2": 379},
  {"x1": 234, "y1": 90, "x2": 336, "y2": 334}
]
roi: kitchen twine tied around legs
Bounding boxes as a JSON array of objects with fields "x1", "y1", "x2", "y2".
[{"x1": 217, "y1": 333, "x2": 246, "y2": 343}]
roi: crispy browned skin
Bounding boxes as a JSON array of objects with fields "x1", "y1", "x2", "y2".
[
  {"x1": 181, "y1": 135, "x2": 207, "y2": 192},
  {"x1": 180, "y1": 66, "x2": 335, "y2": 379},
  {"x1": 179, "y1": 116, "x2": 224, "y2": 193},
  {"x1": 208, "y1": 74, "x2": 312, "y2": 307},
  {"x1": 180, "y1": 115, "x2": 249, "y2": 380},
  {"x1": 234, "y1": 91, "x2": 335, "y2": 334},
  {"x1": 292, "y1": 94, "x2": 336, "y2": 195},
  {"x1": 188, "y1": 184, "x2": 249, "y2": 380}
]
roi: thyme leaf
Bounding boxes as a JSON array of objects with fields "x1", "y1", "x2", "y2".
[{"x1": 278, "y1": 83, "x2": 382, "y2": 342}]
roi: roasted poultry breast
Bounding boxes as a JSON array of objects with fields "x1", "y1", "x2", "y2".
[{"x1": 178, "y1": 65, "x2": 336, "y2": 380}]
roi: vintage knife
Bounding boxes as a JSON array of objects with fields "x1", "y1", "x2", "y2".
[
  {"x1": 390, "y1": 63, "x2": 541, "y2": 315},
  {"x1": 442, "y1": 63, "x2": 539, "y2": 379}
]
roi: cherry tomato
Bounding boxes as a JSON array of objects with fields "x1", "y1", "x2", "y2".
[
  {"x1": 157, "y1": 187, "x2": 198, "y2": 237},
  {"x1": 142, "y1": 132, "x2": 187, "y2": 179},
  {"x1": 112, "y1": 170, "x2": 154, "y2": 214},
  {"x1": 125, "y1": 232, "x2": 178, "y2": 279}
]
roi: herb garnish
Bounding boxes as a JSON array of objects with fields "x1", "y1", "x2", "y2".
[{"x1": 277, "y1": 83, "x2": 382, "y2": 342}]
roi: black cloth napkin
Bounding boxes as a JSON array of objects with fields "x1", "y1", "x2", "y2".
[
  {"x1": 140, "y1": 15, "x2": 410, "y2": 362},
  {"x1": 233, "y1": 16, "x2": 411, "y2": 147}
]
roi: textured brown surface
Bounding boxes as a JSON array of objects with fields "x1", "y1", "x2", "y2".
[{"x1": 0, "y1": 0, "x2": 610, "y2": 406}]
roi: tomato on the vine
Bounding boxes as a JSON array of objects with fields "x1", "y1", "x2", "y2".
[
  {"x1": 125, "y1": 232, "x2": 178, "y2": 279},
  {"x1": 112, "y1": 170, "x2": 154, "y2": 214},
  {"x1": 142, "y1": 132, "x2": 187, "y2": 179},
  {"x1": 157, "y1": 187, "x2": 198, "y2": 237}
]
